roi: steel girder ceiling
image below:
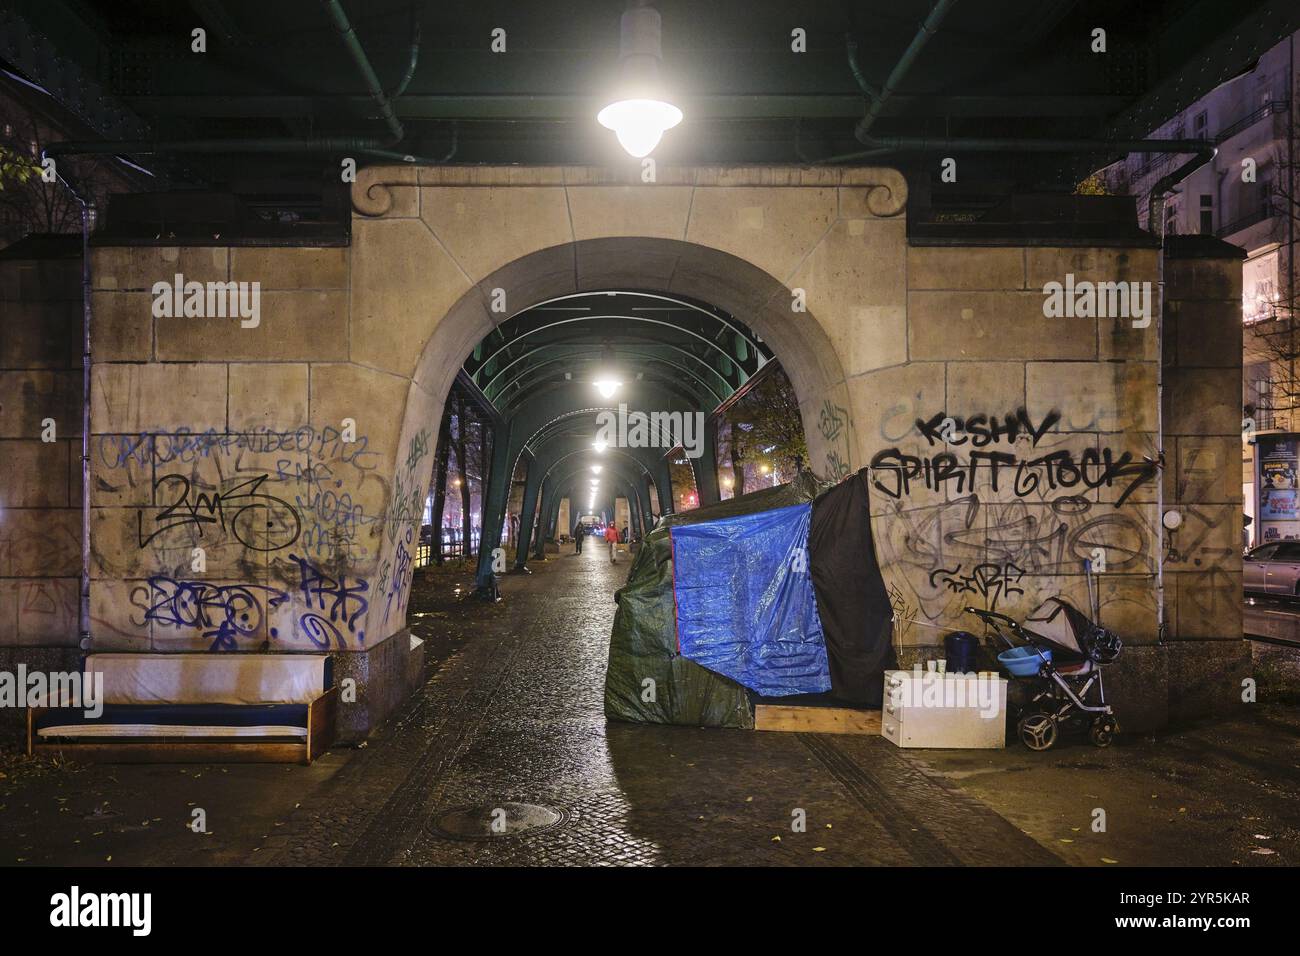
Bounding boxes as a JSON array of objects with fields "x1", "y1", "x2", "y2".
[
  {"x1": 6, "y1": 0, "x2": 1300, "y2": 187},
  {"x1": 465, "y1": 290, "x2": 770, "y2": 417}
]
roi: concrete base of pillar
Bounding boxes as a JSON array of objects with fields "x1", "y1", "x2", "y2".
[
  {"x1": 330, "y1": 627, "x2": 423, "y2": 744},
  {"x1": 893, "y1": 638, "x2": 1251, "y2": 733},
  {"x1": 1102, "y1": 639, "x2": 1252, "y2": 732}
]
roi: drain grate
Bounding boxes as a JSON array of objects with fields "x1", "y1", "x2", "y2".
[{"x1": 428, "y1": 802, "x2": 571, "y2": 841}]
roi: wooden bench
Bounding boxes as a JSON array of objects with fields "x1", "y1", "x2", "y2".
[{"x1": 28, "y1": 653, "x2": 336, "y2": 765}]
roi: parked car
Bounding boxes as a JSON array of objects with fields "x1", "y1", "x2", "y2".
[{"x1": 1244, "y1": 541, "x2": 1300, "y2": 596}]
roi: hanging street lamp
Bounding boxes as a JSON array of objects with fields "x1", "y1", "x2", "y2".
[{"x1": 597, "y1": 3, "x2": 682, "y2": 158}]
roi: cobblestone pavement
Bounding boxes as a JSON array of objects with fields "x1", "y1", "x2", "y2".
[{"x1": 256, "y1": 544, "x2": 1059, "y2": 867}]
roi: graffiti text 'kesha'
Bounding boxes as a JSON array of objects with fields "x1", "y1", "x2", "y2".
[
  {"x1": 151, "y1": 273, "x2": 261, "y2": 328},
  {"x1": 1042, "y1": 273, "x2": 1153, "y2": 329}
]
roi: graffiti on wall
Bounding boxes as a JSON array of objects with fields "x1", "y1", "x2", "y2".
[
  {"x1": 818, "y1": 399, "x2": 852, "y2": 481},
  {"x1": 871, "y1": 407, "x2": 1159, "y2": 633},
  {"x1": 377, "y1": 429, "x2": 431, "y2": 627},
  {"x1": 138, "y1": 553, "x2": 370, "y2": 652},
  {"x1": 869, "y1": 407, "x2": 1156, "y2": 507},
  {"x1": 92, "y1": 424, "x2": 423, "y2": 652},
  {"x1": 96, "y1": 426, "x2": 389, "y2": 572}
]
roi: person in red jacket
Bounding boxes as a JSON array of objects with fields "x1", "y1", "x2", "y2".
[{"x1": 604, "y1": 523, "x2": 620, "y2": 563}]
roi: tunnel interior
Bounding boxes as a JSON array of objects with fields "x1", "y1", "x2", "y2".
[{"x1": 422, "y1": 286, "x2": 804, "y2": 598}]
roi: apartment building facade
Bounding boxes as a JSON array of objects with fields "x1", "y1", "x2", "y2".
[{"x1": 1100, "y1": 31, "x2": 1297, "y2": 546}]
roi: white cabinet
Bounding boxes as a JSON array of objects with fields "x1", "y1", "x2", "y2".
[{"x1": 881, "y1": 669, "x2": 1007, "y2": 749}]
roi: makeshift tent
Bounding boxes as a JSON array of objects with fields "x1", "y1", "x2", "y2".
[{"x1": 604, "y1": 467, "x2": 896, "y2": 728}]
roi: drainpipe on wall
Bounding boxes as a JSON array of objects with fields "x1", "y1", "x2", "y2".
[
  {"x1": 79, "y1": 202, "x2": 92, "y2": 654},
  {"x1": 41, "y1": 149, "x2": 101, "y2": 656},
  {"x1": 44, "y1": 157, "x2": 96, "y2": 656},
  {"x1": 1147, "y1": 146, "x2": 1218, "y2": 644}
]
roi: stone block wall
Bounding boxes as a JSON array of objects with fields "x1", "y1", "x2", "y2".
[
  {"x1": 0, "y1": 254, "x2": 84, "y2": 664},
  {"x1": 0, "y1": 166, "x2": 1248, "y2": 737},
  {"x1": 1157, "y1": 239, "x2": 1250, "y2": 726},
  {"x1": 865, "y1": 244, "x2": 1162, "y2": 660}
]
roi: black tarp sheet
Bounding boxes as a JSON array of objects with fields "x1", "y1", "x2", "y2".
[{"x1": 808, "y1": 468, "x2": 897, "y2": 705}]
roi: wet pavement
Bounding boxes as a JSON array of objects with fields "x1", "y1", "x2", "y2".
[
  {"x1": 4, "y1": 544, "x2": 1297, "y2": 867},
  {"x1": 255, "y1": 542, "x2": 1056, "y2": 866}
]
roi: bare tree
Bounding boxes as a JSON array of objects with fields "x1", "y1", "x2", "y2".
[
  {"x1": 0, "y1": 93, "x2": 123, "y2": 246},
  {"x1": 720, "y1": 364, "x2": 808, "y2": 492}
]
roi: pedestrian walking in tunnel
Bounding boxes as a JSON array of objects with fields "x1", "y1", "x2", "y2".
[
  {"x1": 574, "y1": 523, "x2": 584, "y2": 554},
  {"x1": 605, "y1": 523, "x2": 620, "y2": 563}
]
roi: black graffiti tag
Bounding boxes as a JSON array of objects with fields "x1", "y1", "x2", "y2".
[
  {"x1": 928, "y1": 562, "x2": 1027, "y2": 611},
  {"x1": 869, "y1": 446, "x2": 1155, "y2": 508},
  {"x1": 137, "y1": 474, "x2": 302, "y2": 552},
  {"x1": 915, "y1": 407, "x2": 1061, "y2": 448}
]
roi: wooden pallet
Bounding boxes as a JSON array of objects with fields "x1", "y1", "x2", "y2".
[{"x1": 753, "y1": 704, "x2": 881, "y2": 735}]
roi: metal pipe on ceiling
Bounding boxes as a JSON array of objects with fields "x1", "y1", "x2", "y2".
[
  {"x1": 844, "y1": 34, "x2": 879, "y2": 100},
  {"x1": 853, "y1": 0, "x2": 960, "y2": 144},
  {"x1": 861, "y1": 135, "x2": 1216, "y2": 155},
  {"x1": 814, "y1": 135, "x2": 1218, "y2": 166},
  {"x1": 48, "y1": 137, "x2": 392, "y2": 155},
  {"x1": 319, "y1": 0, "x2": 405, "y2": 144},
  {"x1": 388, "y1": 4, "x2": 423, "y2": 99},
  {"x1": 51, "y1": 2, "x2": 412, "y2": 160}
]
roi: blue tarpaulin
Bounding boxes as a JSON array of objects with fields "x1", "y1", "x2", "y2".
[{"x1": 669, "y1": 502, "x2": 831, "y2": 697}]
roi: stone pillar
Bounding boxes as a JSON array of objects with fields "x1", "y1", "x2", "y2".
[
  {"x1": 0, "y1": 249, "x2": 84, "y2": 730},
  {"x1": 1158, "y1": 235, "x2": 1250, "y2": 724},
  {"x1": 614, "y1": 495, "x2": 631, "y2": 534}
]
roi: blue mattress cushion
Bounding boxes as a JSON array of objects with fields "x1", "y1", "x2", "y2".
[{"x1": 35, "y1": 703, "x2": 309, "y2": 732}]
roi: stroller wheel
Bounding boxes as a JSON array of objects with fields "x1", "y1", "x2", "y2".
[
  {"x1": 1088, "y1": 716, "x2": 1117, "y2": 748},
  {"x1": 1017, "y1": 711, "x2": 1058, "y2": 751}
]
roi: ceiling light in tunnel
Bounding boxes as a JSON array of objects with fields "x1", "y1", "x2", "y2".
[
  {"x1": 593, "y1": 440, "x2": 607, "y2": 453},
  {"x1": 597, "y1": 4, "x2": 682, "y2": 158},
  {"x1": 592, "y1": 465, "x2": 603, "y2": 474},
  {"x1": 593, "y1": 378, "x2": 622, "y2": 399}
]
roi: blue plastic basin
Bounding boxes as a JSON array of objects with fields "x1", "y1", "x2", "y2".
[{"x1": 998, "y1": 646, "x2": 1050, "y2": 677}]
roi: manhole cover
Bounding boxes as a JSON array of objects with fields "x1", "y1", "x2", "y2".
[{"x1": 429, "y1": 802, "x2": 571, "y2": 841}]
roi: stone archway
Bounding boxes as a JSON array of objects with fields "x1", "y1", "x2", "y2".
[
  {"x1": 351, "y1": 166, "x2": 910, "y2": 652},
  {"x1": 77, "y1": 163, "x2": 1242, "y2": 736}
]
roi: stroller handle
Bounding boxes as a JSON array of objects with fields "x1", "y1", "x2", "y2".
[{"x1": 964, "y1": 606, "x2": 1021, "y2": 630}]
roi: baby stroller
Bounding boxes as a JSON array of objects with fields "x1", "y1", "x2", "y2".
[{"x1": 965, "y1": 594, "x2": 1123, "y2": 751}]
